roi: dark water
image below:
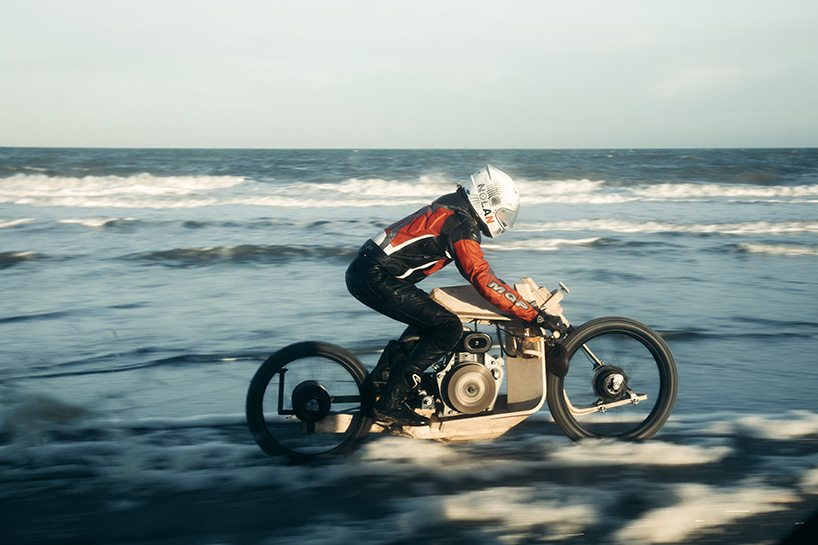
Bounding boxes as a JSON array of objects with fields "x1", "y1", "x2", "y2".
[{"x1": 1, "y1": 148, "x2": 817, "y2": 544}]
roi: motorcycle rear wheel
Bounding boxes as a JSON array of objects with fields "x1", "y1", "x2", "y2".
[
  {"x1": 246, "y1": 341, "x2": 372, "y2": 462},
  {"x1": 546, "y1": 317, "x2": 678, "y2": 441}
]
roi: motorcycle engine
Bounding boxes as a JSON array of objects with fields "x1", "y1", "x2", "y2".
[{"x1": 435, "y1": 332, "x2": 504, "y2": 417}]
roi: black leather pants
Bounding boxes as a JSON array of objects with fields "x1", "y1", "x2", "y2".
[{"x1": 346, "y1": 254, "x2": 462, "y2": 374}]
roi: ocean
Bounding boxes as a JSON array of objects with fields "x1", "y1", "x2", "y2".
[{"x1": 1, "y1": 147, "x2": 817, "y2": 544}]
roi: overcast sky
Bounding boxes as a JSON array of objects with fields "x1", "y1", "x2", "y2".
[{"x1": 1, "y1": 0, "x2": 816, "y2": 149}]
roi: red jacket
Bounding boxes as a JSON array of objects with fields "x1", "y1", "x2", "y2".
[{"x1": 366, "y1": 191, "x2": 538, "y2": 322}]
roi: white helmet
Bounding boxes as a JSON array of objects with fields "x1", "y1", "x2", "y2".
[{"x1": 462, "y1": 165, "x2": 520, "y2": 238}]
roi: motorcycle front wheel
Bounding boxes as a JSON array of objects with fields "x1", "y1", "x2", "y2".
[
  {"x1": 246, "y1": 341, "x2": 373, "y2": 462},
  {"x1": 546, "y1": 317, "x2": 677, "y2": 441}
]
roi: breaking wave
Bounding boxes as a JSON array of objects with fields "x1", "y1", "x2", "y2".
[
  {"x1": 0, "y1": 218, "x2": 35, "y2": 228},
  {"x1": 0, "y1": 173, "x2": 246, "y2": 208},
  {"x1": 633, "y1": 182, "x2": 818, "y2": 201},
  {"x1": 522, "y1": 219, "x2": 818, "y2": 235},
  {"x1": 3, "y1": 172, "x2": 817, "y2": 209},
  {"x1": 0, "y1": 251, "x2": 42, "y2": 269},
  {"x1": 59, "y1": 217, "x2": 141, "y2": 229},
  {"x1": 733, "y1": 242, "x2": 818, "y2": 257},
  {"x1": 482, "y1": 237, "x2": 607, "y2": 252}
]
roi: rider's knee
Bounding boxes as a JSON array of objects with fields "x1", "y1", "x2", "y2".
[{"x1": 432, "y1": 313, "x2": 463, "y2": 350}]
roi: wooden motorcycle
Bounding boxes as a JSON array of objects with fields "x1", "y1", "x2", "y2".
[{"x1": 246, "y1": 279, "x2": 678, "y2": 462}]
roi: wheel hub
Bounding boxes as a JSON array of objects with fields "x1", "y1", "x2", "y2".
[
  {"x1": 291, "y1": 380, "x2": 331, "y2": 423},
  {"x1": 593, "y1": 366, "x2": 629, "y2": 402}
]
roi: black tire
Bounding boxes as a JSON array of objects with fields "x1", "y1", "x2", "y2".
[
  {"x1": 246, "y1": 341, "x2": 373, "y2": 461},
  {"x1": 546, "y1": 317, "x2": 677, "y2": 441}
]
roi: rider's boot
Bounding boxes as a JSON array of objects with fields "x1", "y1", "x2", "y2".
[
  {"x1": 364, "y1": 339, "x2": 410, "y2": 397},
  {"x1": 373, "y1": 365, "x2": 430, "y2": 427}
]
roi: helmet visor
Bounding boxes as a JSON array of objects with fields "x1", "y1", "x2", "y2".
[{"x1": 495, "y1": 206, "x2": 518, "y2": 230}]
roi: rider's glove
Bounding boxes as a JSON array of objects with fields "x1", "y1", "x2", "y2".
[{"x1": 531, "y1": 310, "x2": 567, "y2": 336}]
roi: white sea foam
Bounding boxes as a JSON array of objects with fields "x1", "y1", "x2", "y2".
[
  {"x1": 95, "y1": 413, "x2": 248, "y2": 430},
  {"x1": 520, "y1": 179, "x2": 638, "y2": 205},
  {"x1": 258, "y1": 484, "x2": 600, "y2": 544},
  {"x1": 801, "y1": 465, "x2": 818, "y2": 494},
  {"x1": 1, "y1": 405, "x2": 817, "y2": 545},
  {"x1": 736, "y1": 242, "x2": 818, "y2": 257},
  {"x1": 352, "y1": 431, "x2": 733, "y2": 484},
  {"x1": 434, "y1": 486, "x2": 598, "y2": 538},
  {"x1": 330, "y1": 175, "x2": 453, "y2": 197},
  {"x1": 482, "y1": 237, "x2": 603, "y2": 252},
  {"x1": 522, "y1": 219, "x2": 818, "y2": 236},
  {"x1": 0, "y1": 173, "x2": 246, "y2": 208},
  {"x1": 614, "y1": 482, "x2": 798, "y2": 544},
  {"x1": 0, "y1": 218, "x2": 35, "y2": 228},
  {"x1": 520, "y1": 178, "x2": 818, "y2": 205},
  {"x1": 0, "y1": 250, "x2": 39, "y2": 266},
  {"x1": 323, "y1": 176, "x2": 818, "y2": 207},
  {"x1": 316, "y1": 177, "x2": 627, "y2": 206},
  {"x1": 59, "y1": 217, "x2": 137, "y2": 228},
  {"x1": 730, "y1": 411, "x2": 818, "y2": 440},
  {"x1": 634, "y1": 182, "x2": 818, "y2": 200},
  {"x1": 228, "y1": 195, "x2": 426, "y2": 209},
  {"x1": 545, "y1": 439, "x2": 732, "y2": 467},
  {"x1": 3, "y1": 172, "x2": 815, "y2": 209}
]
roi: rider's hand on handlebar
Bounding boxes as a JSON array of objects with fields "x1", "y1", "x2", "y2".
[{"x1": 530, "y1": 310, "x2": 567, "y2": 336}]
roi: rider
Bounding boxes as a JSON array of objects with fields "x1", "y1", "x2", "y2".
[{"x1": 345, "y1": 165, "x2": 562, "y2": 426}]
